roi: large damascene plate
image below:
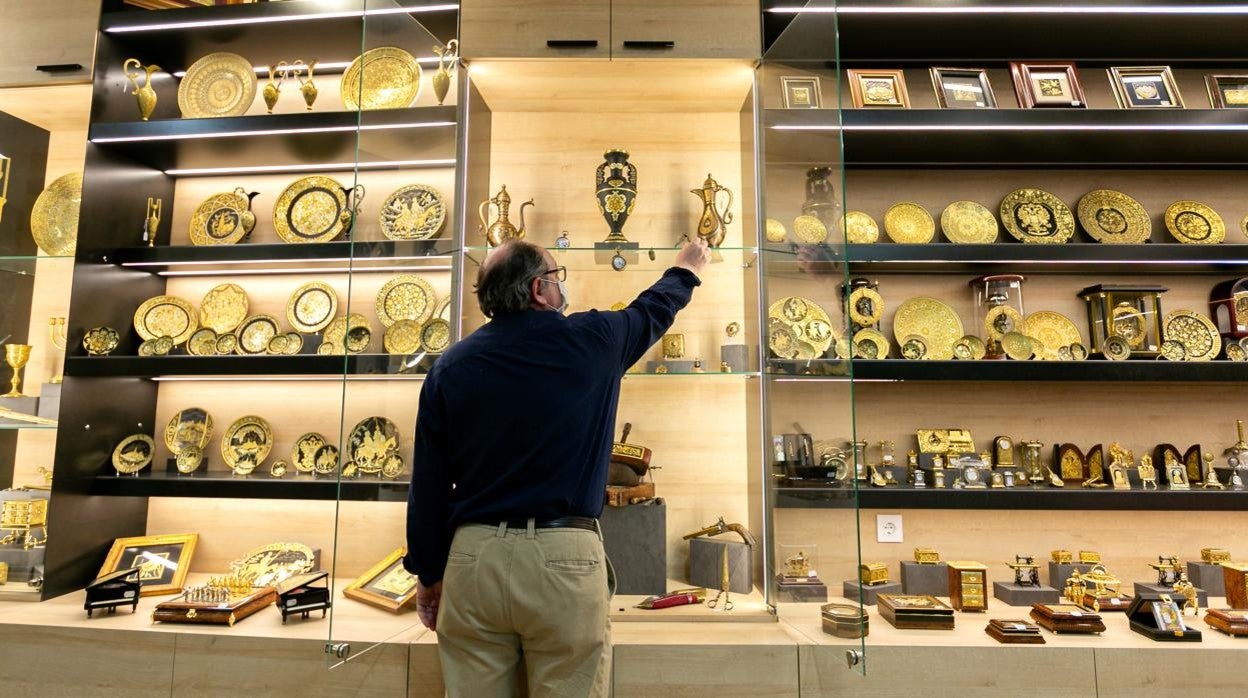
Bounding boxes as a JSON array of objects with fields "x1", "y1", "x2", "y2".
[
  {"x1": 1163, "y1": 310, "x2": 1221, "y2": 361},
  {"x1": 380, "y1": 184, "x2": 446, "y2": 240},
  {"x1": 767, "y1": 296, "x2": 836, "y2": 360},
  {"x1": 189, "y1": 189, "x2": 251, "y2": 246},
  {"x1": 221, "y1": 415, "x2": 273, "y2": 474},
  {"x1": 199, "y1": 283, "x2": 249, "y2": 334},
  {"x1": 341, "y1": 47, "x2": 422, "y2": 111},
  {"x1": 230, "y1": 542, "x2": 315, "y2": 588},
  {"x1": 164, "y1": 407, "x2": 213, "y2": 455},
  {"x1": 840, "y1": 211, "x2": 880, "y2": 244},
  {"x1": 349, "y1": 416, "x2": 399, "y2": 475},
  {"x1": 286, "y1": 282, "x2": 338, "y2": 333},
  {"x1": 30, "y1": 172, "x2": 82, "y2": 256},
  {"x1": 273, "y1": 176, "x2": 350, "y2": 244},
  {"x1": 892, "y1": 297, "x2": 965, "y2": 360},
  {"x1": 1000, "y1": 188, "x2": 1075, "y2": 244},
  {"x1": 883, "y1": 202, "x2": 935, "y2": 243},
  {"x1": 1164, "y1": 201, "x2": 1226, "y2": 244},
  {"x1": 177, "y1": 52, "x2": 257, "y2": 118},
  {"x1": 1022, "y1": 311, "x2": 1082, "y2": 361},
  {"x1": 235, "y1": 314, "x2": 280, "y2": 355},
  {"x1": 134, "y1": 295, "x2": 198, "y2": 344},
  {"x1": 383, "y1": 319, "x2": 424, "y2": 355},
  {"x1": 376, "y1": 274, "x2": 436, "y2": 327},
  {"x1": 1077, "y1": 189, "x2": 1151, "y2": 244},
  {"x1": 940, "y1": 200, "x2": 998, "y2": 244}
]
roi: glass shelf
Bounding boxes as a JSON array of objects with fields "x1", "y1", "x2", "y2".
[
  {"x1": 463, "y1": 245, "x2": 759, "y2": 272},
  {"x1": 0, "y1": 254, "x2": 75, "y2": 276}
]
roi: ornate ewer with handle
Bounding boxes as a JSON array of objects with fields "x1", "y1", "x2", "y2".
[
  {"x1": 690, "y1": 173, "x2": 733, "y2": 247},
  {"x1": 479, "y1": 185, "x2": 533, "y2": 247}
]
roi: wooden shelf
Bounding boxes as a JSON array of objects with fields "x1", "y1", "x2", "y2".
[
  {"x1": 774, "y1": 486, "x2": 1248, "y2": 510},
  {"x1": 768, "y1": 359, "x2": 1248, "y2": 382}
]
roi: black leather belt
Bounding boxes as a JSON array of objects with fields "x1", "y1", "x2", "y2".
[{"x1": 492, "y1": 516, "x2": 598, "y2": 532}]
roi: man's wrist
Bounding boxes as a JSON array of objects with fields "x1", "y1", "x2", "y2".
[{"x1": 670, "y1": 265, "x2": 702, "y2": 284}]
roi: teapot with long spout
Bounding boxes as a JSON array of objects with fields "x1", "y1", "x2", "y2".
[{"x1": 479, "y1": 185, "x2": 534, "y2": 247}]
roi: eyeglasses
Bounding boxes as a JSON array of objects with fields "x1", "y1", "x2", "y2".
[{"x1": 540, "y1": 266, "x2": 567, "y2": 282}]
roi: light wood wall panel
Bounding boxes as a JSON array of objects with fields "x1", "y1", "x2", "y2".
[
  {"x1": 0, "y1": 625, "x2": 175, "y2": 696},
  {"x1": 1095, "y1": 647, "x2": 1247, "y2": 698}
]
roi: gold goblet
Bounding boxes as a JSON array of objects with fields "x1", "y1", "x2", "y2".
[{"x1": 3, "y1": 344, "x2": 32, "y2": 398}]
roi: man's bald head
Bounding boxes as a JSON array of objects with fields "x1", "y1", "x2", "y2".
[{"x1": 475, "y1": 239, "x2": 550, "y2": 318}]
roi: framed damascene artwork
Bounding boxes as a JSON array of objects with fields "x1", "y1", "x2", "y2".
[
  {"x1": 930, "y1": 67, "x2": 997, "y2": 109},
  {"x1": 1109, "y1": 66, "x2": 1184, "y2": 109},
  {"x1": 1204, "y1": 74, "x2": 1248, "y2": 108},
  {"x1": 847, "y1": 69, "x2": 911, "y2": 108},
  {"x1": 781, "y1": 76, "x2": 823, "y2": 109},
  {"x1": 344, "y1": 547, "x2": 420, "y2": 613},
  {"x1": 1010, "y1": 62, "x2": 1086, "y2": 108},
  {"x1": 98, "y1": 533, "x2": 198, "y2": 596}
]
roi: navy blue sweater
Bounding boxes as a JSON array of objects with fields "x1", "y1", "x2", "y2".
[{"x1": 403, "y1": 267, "x2": 701, "y2": 584}]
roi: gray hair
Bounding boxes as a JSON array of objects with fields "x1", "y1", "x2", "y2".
[{"x1": 475, "y1": 240, "x2": 547, "y2": 318}]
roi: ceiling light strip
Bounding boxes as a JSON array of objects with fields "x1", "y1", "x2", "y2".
[
  {"x1": 106, "y1": 4, "x2": 459, "y2": 33},
  {"x1": 164, "y1": 158, "x2": 456, "y2": 176},
  {"x1": 92, "y1": 121, "x2": 455, "y2": 144},
  {"x1": 773, "y1": 123, "x2": 1248, "y2": 132},
  {"x1": 768, "y1": 5, "x2": 1248, "y2": 15}
]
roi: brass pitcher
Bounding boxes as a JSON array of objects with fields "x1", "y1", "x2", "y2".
[
  {"x1": 263, "y1": 62, "x2": 288, "y2": 113},
  {"x1": 690, "y1": 173, "x2": 733, "y2": 247},
  {"x1": 123, "y1": 58, "x2": 162, "y2": 121},
  {"x1": 145, "y1": 197, "x2": 162, "y2": 247},
  {"x1": 479, "y1": 185, "x2": 533, "y2": 247},
  {"x1": 431, "y1": 40, "x2": 459, "y2": 106},
  {"x1": 294, "y1": 59, "x2": 318, "y2": 110}
]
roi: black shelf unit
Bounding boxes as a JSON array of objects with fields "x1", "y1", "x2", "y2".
[
  {"x1": 65, "y1": 354, "x2": 431, "y2": 379},
  {"x1": 775, "y1": 487, "x2": 1248, "y2": 511},
  {"x1": 103, "y1": 238, "x2": 456, "y2": 274},
  {"x1": 90, "y1": 470, "x2": 408, "y2": 502},
  {"x1": 768, "y1": 359, "x2": 1248, "y2": 382}
]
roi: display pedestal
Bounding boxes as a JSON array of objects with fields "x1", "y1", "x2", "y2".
[
  {"x1": 775, "y1": 577, "x2": 828, "y2": 603},
  {"x1": 720, "y1": 344, "x2": 749, "y2": 373},
  {"x1": 0, "y1": 547, "x2": 44, "y2": 584},
  {"x1": 646, "y1": 360, "x2": 697, "y2": 374},
  {"x1": 594, "y1": 240, "x2": 640, "y2": 268},
  {"x1": 36, "y1": 383, "x2": 60, "y2": 420},
  {"x1": 841, "y1": 579, "x2": 903, "y2": 605},
  {"x1": 600, "y1": 499, "x2": 667, "y2": 596},
  {"x1": 1134, "y1": 582, "x2": 1208, "y2": 607},
  {"x1": 1187, "y1": 562, "x2": 1227, "y2": 596},
  {"x1": 900, "y1": 561, "x2": 948, "y2": 596},
  {"x1": 688, "y1": 536, "x2": 752, "y2": 595},
  {"x1": 0, "y1": 395, "x2": 39, "y2": 424},
  {"x1": 1048, "y1": 562, "x2": 1095, "y2": 589},
  {"x1": 993, "y1": 581, "x2": 1060, "y2": 606}
]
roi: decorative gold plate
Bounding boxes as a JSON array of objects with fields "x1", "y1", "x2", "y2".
[
  {"x1": 984, "y1": 305, "x2": 1023, "y2": 341},
  {"x1": 164, "y1": 407, "x2": 213, "y2": 455},
  {"x1": 892, "y1": 297, "x2": 964, "y2": 360},
  {"x1": 764, "y1": 218, "x2": 787, "y2": 243},
  {"x1": 768, "y1": 296, "x2": 836, "y2": 360},
  {"x1": 1159, "y1": 339, "x2": 1186, "y2": 361},
  {"x1": 883, "y1": 202, "x2": 935, "y2": 243},
  {"x1": 1070, "y1": 343, "x2": 1089, "y2": 361},
  {"x1": 841, "y1": 211, "x2": 880, "y2": 244},
  {"x1": 421, "y1": 318, "x2": 451, "y2": 353},
  {"x1": 954, "y1": 334, "x2": 986, "y2": 360},
  {"x1": 83, "y1": 327, "x2": 120, "y2": 356},
  {"x1": 941, "y1": 201, "x2": 998, "y2": 244},
  {"x1": 1164, "y1": 201, "x2": 1226, "y2": 244},
  {"x1": 321, "y1": 313, "x2": 371, "y2": 355},
  {"x1": 1103, "y1": 335, "x2": 1132, "y2": 360},
  {"x1": 313, "y1": 444, "x2": 340, "y2": 475},
  {"x1": 848, "y1": 287, "x2": 885, "y2": 326},
  {"x1": 380, "y1": 184, "x2": 445, "y2": 240},
  {"x1": 1227, "y1": 343, "x2": 1247, "y2": 362},
  {"x1": 1163, "y1": 310, "x2": 1220, "y2": 361},
  {"x1": 112, "y1": 434, "x2": 155, "y2": 475},
  {"x1": 30, "y1": 171, "x2": 83, "y2": 256},
  {"x1": 349, "y1": 416, "x2": 399, "y2": 475},
  {"x1": 1000, "y1": 188, "x2": 1075, "y2": 244},
  {"x1": 230, "y1": 543, "x2": 315, "y2": 588},
  {"x1": 292, "y1": 433, "x2": 328, "y2": 474},
  {"x1": 899, "y1": 335, "x2": 929, "y2": 360},
  {"x1": 200, "y1": 283, "x2": 249, "y2": 334},
  {"x1": 376, "y1": 274, "x2": 436, "y2": 327},
  {"x1": 1022, "y1": 311, "x2": 1082, "y2": 361},
  {"x1": 279, "y1": 332, "x2": 303, "y2": 355},
  {"x1": 215, "y1": 333, "x2": 238, "y2": 355},
  {"x1": 187, "y1": 328, "x2": 219, "y2": 356},
  {"x1": 134, "y1": 296, "x2": 198, "y2": 344},
  {"x1": 792, "y1": 215, "x2": 828, "y2": 244},
  {"x1": 341, "y1": 47, "x2": 422, "y2": 111},
  {"x1": 273, "y1": 176, "x2": 352, "y2": 244},
  {"x1": 286, "y1": 282, "x2": 338, "y2": 333},
  {"x1": 1241, "y1": 213, "x2": 1248, "y2": 241},
  {"x1": 1002, "y1": 332, "x2": 1035, "y2": 360},
  {"x1": 1077, "y1": 189, "x2": 1151, "y2": 244},
  {"x1": 177, "y1": 52, "x2": 257, "y2": 118},
  {"x1": 189, "y1": 189, "x2": 252, "y2": 246},
  {"x1": 853, "y1": 328, "x2": 890, "y2": 359},
  {"x1": 221, "y1": 415, "x2": 273, "y2": 475},
  {"x1": 383, "y1": 319, "x2": 423, "y2": 354},
  {"x1": 235, "y1": 315, "x2": 280, "y2": 355}
]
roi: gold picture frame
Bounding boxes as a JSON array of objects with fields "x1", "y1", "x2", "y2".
[
  {"x1": 930, "y1": 67, "x2": 997, "y2": 109},
  {"x1": 344, "y1": 547, "x2": 420, "y2": 613},
  {"x1": 1205, "y1": 74, "x2": 1248, "y2": 108},
  {"x1": 1010, "y1": 62, "x2": 1086, "y2": 108},
  {"x1": 781, "y1": 76, "x2": 823, "y2": 109},
  {"x1": 847, "y1": 69, "x2": 910, "y2": 109},
  {"x1": 1109, "y1": 66, "x2": 1184, "y2": 109},
  {"x1": 98, "y1": 532, "x2": 198, "y2": 597}
]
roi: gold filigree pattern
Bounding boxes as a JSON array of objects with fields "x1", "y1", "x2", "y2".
[
  {"x1": 273, "y1": 176, "x2": 351, "y2": 244},
  {"x1": 892, "y1": 297, "x2": 964, "y2": 360},
  {"x1": 189, "y1": 189, "x2": 252, "y2": 246},
  {"x1": 286, "y1": 282, "x2": 338, "y2": 333},
  {"x1": 420, "y1": 318, "x2": 451, "y2": 353},
  {"x1": 30, "y1": 172, "x2": 82, "y2": 256},
  {"x1": 1164, "y1": 201, "x2": 1226, "y2": 244},
  {"x1": 349, "y1": 417, "x2": 399, "y2": 474},
  {"x1": 1022, "y1": 311, "x2": 1082, "y2": 361},
  {"x1": 840, "y1": 211, "x2": 880, "y2": 244},
  {"x1": 221, "y1": 415, "x2": 273, "y2": 475},
  {"x1": 1000, "y1": 188, "x2": 1075, "y2": 244},
  {"x1": 376, "y1": 275, "x2": 436, "y2": 327},
  {"x1": 883, "y1": 202, "x2": 935, "y2": 243},
  {"x1": 134, "y1": 296, "x2": 197, "y2": 344},
  {"x1": 767, "y1": 296, "x2": 836, "y2": 360},
  {"x1": 340, "y1": 47, "x2": 422, "y2": 111},
  {"x1": 1163, "y1": 310, "x2": 1220, "y2": 361},
  {"x1": 177, "y1": 52, "x2": 257, "y2": 118},
  {"x1": 1077, "y1": 189, "x2": 1151, "y2": 244},
  {"x1": 236, "y1": 315, "x2": 280, "y2": 355},
  {"x1": 200, "y1": 283, "x2": 249, "y2": 334},
  {"x1": 940, "y1": 200, "x2": 998, "y2": 244},
  {"x1": 380, "y1": 184, "x2": 446, "y2": 240}
]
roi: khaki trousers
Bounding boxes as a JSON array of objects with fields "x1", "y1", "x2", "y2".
[{"x1": 436, "y1": 521, "x2": 615, "y2": 697}]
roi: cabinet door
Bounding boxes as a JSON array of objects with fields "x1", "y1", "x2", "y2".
[
  {"x1": 611, "y1": 0, "x2": 760, "y2": 59},
  {"x1": 460, "y1": 0, "x2": 610, "y2": 59},
  {"x1": 0, "y1": 0, "x2": 98, "y2": 87}
]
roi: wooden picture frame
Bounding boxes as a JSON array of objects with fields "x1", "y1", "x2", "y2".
[
  {"x1": 1204, "y1": 74, "x2": 1248, "y2": 108},
  {"x1": 344, "y1": 547, "x2": 420, "y2": 613},
  {"x1": 780, "y1": 76, "x2": 822, "y2": 109},
  {"x1": 1010, "y1": 62, "x2": 1086, "y2": 108},
  {"x1": 847, "y1": 69, "x2": 910, "y2": 108},
  {"x1": 1109, "y1": 66, "x2": 1184, "y2": 109},
  {"x1": 98, "y1": 532, "x2": 198, "y2": 596},
  {"x1": 930, "y1": 67, "x2": 997, "y2": 109}
]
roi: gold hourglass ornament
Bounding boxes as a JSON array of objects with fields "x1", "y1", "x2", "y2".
[
  {"x1": 3, "y1": 344, "x2": 32, "y2": 398},
  {"x1": 48, "y1": 318, "x2": 67, "y2": 384}
]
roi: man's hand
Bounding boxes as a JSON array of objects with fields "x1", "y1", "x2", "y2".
[
  {"x1": 416, "y1": 580, "x2": 442, "y2": 631},
  {"x1": 674, "y1": 237, "x2": 711, "y2": 276}
]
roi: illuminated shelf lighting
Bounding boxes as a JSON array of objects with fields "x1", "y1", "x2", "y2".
[
  {"x1": 151, "y1": 373, "x2": 428, "y2": 382},
  {"x1": 767, "y1": 4, "x2": 1248, "y2": 14},
  {"x1": 772, "y1": 123, "x2": 1248, "y2": 132},
  {"x1": 122, "y1": 254, "x2": 453, "y2": 268},
  {"x1": 106, "y1": 4, "x2": 460, "y2": 33},
  {"x1": 92, "y1": 121, "x2": 455, "y2": 144},
  {"x1": 164, "y1": 158, "x2": 455, "y2": 176},
  {"x1": 157, "y1": 264, "x2": 453, "y2": 277}
]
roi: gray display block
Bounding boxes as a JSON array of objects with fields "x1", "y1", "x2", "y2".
[
  {"x1": 842, "y1": 580, "x2": 903, "y2": 605},
  {"x1": 601, "y1": 499, "x2": 667, "y2": 596},
  {"x1": 0, "y1": 395, "x2": 39, "y2": 424},
  {"x1": 1187, "y1": 562, "x2": 1227, "y2": 597},
  {"x1": 1134, "y1": 582, "x2": 1208, "y2": 607},
  {"x1": 993, "y1": 581, "x2": 1060, "y2": 606},
  {"x1": 37, "y1": 382, "x2": 60, "y2": 420},
  {"x1": 775, "y1": 578, "x2": 828, "y2": 603},
  {"x1": 0, "y1": 546, "x2": 46, "y2": 584},
  {"x1": 688, "y1": 535, "x2": 752, "y2": 595},
  {"x1": 720, "y1": 344, "x2": 750, "y2": 373},
  {"x1": 900, "y1": 561, "x2": 949, "y2": 596},
  {"x1": 1048, "y1": 562, "x2": 1095, "y2": 589},
  {"x1": 646, "y1": 359, "x2": 697, "y2": 374}
]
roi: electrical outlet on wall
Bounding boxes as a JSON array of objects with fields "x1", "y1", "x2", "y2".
[{"x1": 876, "y1": 514, "x2": 903, "y2": 543}]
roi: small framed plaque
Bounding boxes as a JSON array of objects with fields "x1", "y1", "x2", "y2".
[
  {"x1": 1010, "y1": 62, "x2": 1086, "y2": 108},
  {"x1": 345, "y1": 547, "x2": 420, "y2": 613},
  {"x1": 1109, "y1": 66, "x2": 1184, "y2": 109},
  {"x1": 781, "y1": 76, "x2": 823, "y2": 109},
  {"x1": 1205, "y1": 75, "x2": 1248, "y2": 108},
  {"x1": 98, "y1": 533, "x2": 198, "y2": 597},
  {"x1": 930, "y1": 67, "x2": 996, "y2": 109},
  {"x1": 847, "y1": 69, "x2": 910, "y2": 109}
]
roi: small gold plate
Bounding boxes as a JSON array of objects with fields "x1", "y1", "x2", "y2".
[
  {"x1": 321, "y1": 313, "x2": 371, "y2": 355},
  {"x1": 899, "y1": 334, "x2": 929, "y2": 360},
  {"x1": 30, "y1": 172, "x2": 82, "y2": 256},
  {"x1": 236, "y1": 315, "x2": 280, "y2": 355},
  {"x1": 215, "y1": 333, "x2": 239, "y2": 355},
  {"x1": 1000, "y1": 188, "x2": 1075, "y2": 244},
  {"x1": 421, "y1": 318, "x2": 452, "y2": 353},
  {"x1": 112, "y1": 434, "x2": 155, "y2": 475},
  {"x1": 200, "y1": 283, "x2": 249, "y2": 334},
  {"x1": 841, "y1": 211, "x2": 880, "y2": 243},
  {"x1": 1162, "y1": 309, "x2": 1221, "y2": 361},
  {"x1": 164, "y1": 407, "x2": 213, "y2": 455},
  {"x1": 984, "y1": 305, "x2": 1023, "y2": 342},
  {"x1": 83, "y1": 327, "x2": 120, "y2": 356},
  {"x1": 349, "y1": 416, "x2": 399, "y2": 475},
  {"x1": 341, "y1": 46, "x2": 422, "y2": 111},
  {"x1": 884, "y1": 202, "x2": 935, "y2": 243},
  {"x1": 187, "y1": 328, "x2": 219, "y2": 356},
  {"x1": 792, "y1": 215, "x2": 828, "y2": 244},
  {"x1": 221, "y1": 415, "x2": 273, "y2": 475},
  {"x1": 376, "y1": 275, "x2": 436, "y2": 327},
  {"x1": 1103, "y1": 335, "x2": 1132, "y2": 360},
  {"x1": 764, "y1": 218, "x2": 787, "y2": 243},
  {"x1": 1022, "y1": 311, "x2": 1082, "y2": 361},
  {"x1": 292, "y1": 432, "x2": 328, "y2": 474},
  {"x1": 1164, "y1": 200, "x2": 1226, "y2": 244},
  {"x1": 286, "y1": 282, "x2": 338, "y2": 333},
  {"x1": 1077, "y1": 189, "x2": 1151, "y2": 244},
  {"x1": 853, "y1": 328, "x2": 890, "y2": 359},
  {"x1": 134, "y1": 296, "x2": 198, "y2": 344},
  {"x1": 1002, "y1": 332, "x2": 1035, "y2": 360},
  {"x1": 957, "y1": 334, "x2": 987, "y2": 360},
  {"x1": 189, "y1": 189, "x2": 252, "y2": 246},
  {"x1": 941, "y1": 200, "x2": 998, "y2": 244},
  {"x1": 380, "y1": 184, "x2": 446, "y2": 241},
  {"x1": 384, "y1": 319, "x2": 424, "y2": 354}
]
